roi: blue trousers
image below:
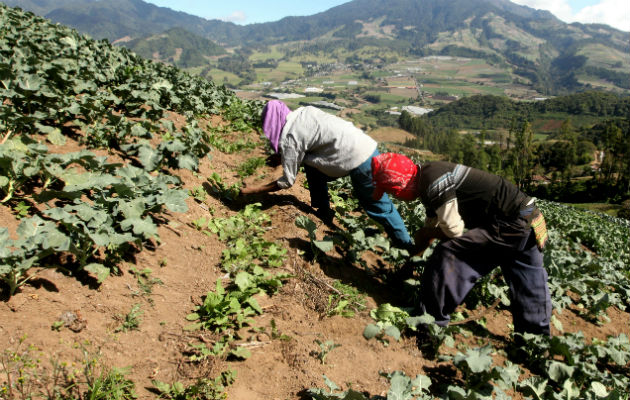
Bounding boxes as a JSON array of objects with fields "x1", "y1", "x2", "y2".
[
  {"x1": 418, "y1": 208, "x2": 552, "y2": 335},
  {"x1": 304, "y1": 149, "x2": 412, "y2": 249}
]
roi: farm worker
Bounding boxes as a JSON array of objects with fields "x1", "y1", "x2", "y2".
[
  {"x1": 239, "y1": 100, "x2": 413, "y2": 250},
  {"x1": 371, "y1": 152, "x2": 552, "y2": 335}
]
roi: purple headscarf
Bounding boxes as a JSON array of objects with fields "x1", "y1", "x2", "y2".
[{"x1": 262, "y1": 100, "x2": 291, "y2": 153}]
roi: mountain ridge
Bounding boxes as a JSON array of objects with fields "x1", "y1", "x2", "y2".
[{"x1": 2, "y1": 0, "x2": 628, "y2": 94}]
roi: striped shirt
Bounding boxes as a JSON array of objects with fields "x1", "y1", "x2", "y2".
[{"x1": 417, "y1": 161, "x2": 529, "y2": 237}]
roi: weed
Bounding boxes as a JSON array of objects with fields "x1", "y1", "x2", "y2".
[
  {"x1": 326, "y1": 280, "x2": 367, "y2": 318},
  {"x1": 13, "y1": 201, "x2": 31, "y2": 219},
  {"x1": 313, "y1": 340, "x2": 341, "y2": 365},
  {"x1": 84, "y1": 366, "x2": 136, "y2": 400},
  {"x1": 235, "y1": 157, "x2": 265, "y2": 178},
  {"x1": 189, "y1": 185, "x2": 208, "y2": 203},
  {"x1": 114, "y1": 304, "x2": 143, "y2": 332},
  {"x1": 270, "y1": 319, "x2": 292, "y2": 341},
  {"x1": 152, "y1": 369, "x2": 236, "y2": 400},
  {"x1": 206, "y1": 173, "x2": 241, "y2": 202},
  {"x1": 129, "y1": 267, "x2": 162, "y2": 300},
  {"x1": 1, "y1": 337, "x2": 136, "y2": 400}
]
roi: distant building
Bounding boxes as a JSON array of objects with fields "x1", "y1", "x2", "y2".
[
  {"x1": 301, "y1": 101, "x2": 343, "y2": 111},
  {"x1": 402, "y1": 106, "x2": 433, "y2": 116},
  {"x1": 267, "y1": 93, "x2": 306, "y2": 100},
  {"x1": 430, "y1": 94, "x2": 459, "y2": 101},
  {"x1": 304, "y1": 87, "x2": 324, "y2": 93},
  {"x1": 348, "y1": 81, "x2": 358, "y2": 85}
]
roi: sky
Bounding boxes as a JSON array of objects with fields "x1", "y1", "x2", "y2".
[{"x1": 143, "y1": 0, "x2": 629, "y2": 32}]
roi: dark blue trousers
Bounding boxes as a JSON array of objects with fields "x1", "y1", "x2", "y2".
[
  {"x1": 304, "y1": 150, "x2": 412, "y2": 249},
  {"x1": 418, "y1": 209, "x2": 552, "y2": 335}
]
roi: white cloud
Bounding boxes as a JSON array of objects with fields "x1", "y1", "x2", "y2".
[
  {"x1": 220, "y1": 10, "x2": 247, "y2": 23},
  {"x1": 511, "y1": 0, "x2": 573, "y2": 21},
  {"x1": 573, "y1": 0, "x2": 630, "y2": 31},
  {"x1": 510, "y1": 0, "x2": 629, "y2": 31}
]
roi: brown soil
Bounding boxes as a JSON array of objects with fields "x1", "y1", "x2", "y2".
[
  {"x1": 369, "y1": 127, "x2": 416, "y2": 144},
  {"x1": 1, "y1": 127, "x2": 628, "y2": 399}
]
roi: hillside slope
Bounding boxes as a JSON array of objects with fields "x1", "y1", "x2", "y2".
[{"x1": 1, "y1": 5, "x2": 629, "y2": 399}]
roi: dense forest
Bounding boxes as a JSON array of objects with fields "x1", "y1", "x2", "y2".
[{"x1": 399, "y1": 92, "x2": 630, "y2": 206}]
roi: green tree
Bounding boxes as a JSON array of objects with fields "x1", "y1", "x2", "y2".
[{"x1": 510, "y1": 121, "x2": 534, "y2": 189}]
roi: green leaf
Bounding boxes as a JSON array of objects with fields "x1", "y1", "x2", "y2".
[
  {"x1": 151, "y1": 380, "x2": 171, "y2": 394},
  {"x1": 118, "y1": 198, "x2": 146, "y2": 219},
  {"x1": 590, "y1": 382, "x2": 609, "y2": 397},
  {"x1": 363, "y1": 324, "x2": 381, "y2": 340},
  {"x1": 162, "y1": 189, "x2": 188, "y2": 213},
  {"x1": 62, "y1": 172, "x2": 118, "y2": 191},
  {"x1": 388, "y1": 373, "x2": 411, "y2": 400},
  {"x1": 547, "y1": 361, "x2": 575, "y2": 382},
  {"x1": 383, "y1": 325, "x2": 401, "y2": 341},
  {"x1": 42, "y1": 228, "x2": 71, "y2": 252},
  {"x1": 234, "y1": 271, "x2": 254, "y2": 291},
  {"x1": 454, "y1": 346, "x2": 494, "y2": 374},
  {"x1": 177, "y1": 154, "x2": 198, "y2": 170},
  {"x1": 36, "y1": 123, "x2": 66, "y2": 146},
  {"x1": 229, "y1": 346, "x2": 251, "y2": 360},
  {"x1": 120, "y1": 217, "x2": 157, "y2": 239},
  {"x1": 313, "y1": 239, "x2": 334, "y2": 253},
  {"x1": 295, "y1": 215, "x2": 317, "y2": 236},
  {"x1": 518, "y1": 376, "x2": 548, "y2": 400},
  {"x1": 83, "y1": 263, "x2": 109, "y2": 284},
  {"x1": 137, "y1": 144, "x2": 160, "y2": 171}
]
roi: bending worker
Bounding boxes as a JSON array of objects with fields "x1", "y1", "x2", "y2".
[
  {"x1": 240, "y1": 100, "x2": 412, "y2": 250},
  {"x1": 371, "y1": 152, "x2": 551, "y2": 335}
]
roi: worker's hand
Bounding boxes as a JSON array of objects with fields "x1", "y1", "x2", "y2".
[
  {"x1": 239, "y1": 183, "x2": 255, "y2": 195},
  {"x1": 412, "y1": 229, "x2": 437, "y2": 256}
]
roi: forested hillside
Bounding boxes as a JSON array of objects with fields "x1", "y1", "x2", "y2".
[{"x1": 399, "y1": 93, "x2": 629, "y2": 204}]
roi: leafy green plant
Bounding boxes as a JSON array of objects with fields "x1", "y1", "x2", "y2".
[
  {"x1": 129, "y1": 267, "x2": 163, "y2": 300},
  {"x1": 114, "y1": 304, "x2": 143, "y2": 333},
  {"x1": 269, "y1": 319, "x2": 292, "y2": 341},
  {"x1": 207, "y1": 126, "x2": 257, "y2": 154},
  {"x1": 188, "y1": 336, "x2": 250, "y2": 362},
  {"x1": 151, "y1": 370, "x2": 236, "y2": 400},
  {"x1": 84, "y1": 366, "x2": 136, "y2": 400},
  {"x1": 1, "y1": 337, "x2": 136, "y2": 400},
  {"x1": 363, "y1": 303, "x2": 413, "y2": 345},
  {"x1": 235, "y1": 157, "x2": 265, "y2": 178},
  {"x1": 203, "y1": 203, "x2": 287, "y2": 275},
  {"x1": 185, "y1": 279, "x2": 262, "y2": 333},
  {"x1": 189, "y1": 185, "x2": 208, "y2": 203},
  {"x1": 206, "y1": 173, "x2": 241, "y2": 202},
  {"x1": 295, "y1": 215, "x2": 334, "y2": 257},
  {"x1": 326, "y1": 280, "x2": 367, "y2": 318},
  {"x1": 313, "y1": 340, "x2": 341, "y2": 365},
  {"x1": 307, "y1": 372, "x2": 433, "y2": 400}
]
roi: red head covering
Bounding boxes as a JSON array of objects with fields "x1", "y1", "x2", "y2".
[{"x1": 371, "y1": 153, "x2": 420, "y2": 201}]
